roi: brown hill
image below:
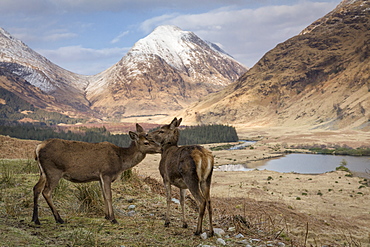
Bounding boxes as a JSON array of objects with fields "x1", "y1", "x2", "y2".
[
  {"x1": 181, "y1": 0, "x2": 370, "y2": 130},
  {"x1": 86, "y1": 26, "x2": 247, "y2": 120},
  {"x1": 0, "y1": 26, "x2": 246, "y2": 122}
]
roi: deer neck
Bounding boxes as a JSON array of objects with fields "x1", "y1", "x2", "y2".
[
  {"x1": 161, "y1": 141, "x2": 178, "y2": 155},
  {"x1": 120, "y1": 142, "x2": 146, "y2": 170}
]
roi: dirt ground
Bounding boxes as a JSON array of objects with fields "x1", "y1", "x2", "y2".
[
  {"x1": 135, "y1": 127, "x2": 370, "y2": 245},
  {"x1": 1, "y1": 127, "x2": 370, "y2": 245}
]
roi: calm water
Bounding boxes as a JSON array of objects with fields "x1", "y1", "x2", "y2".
[{"x1": 216, "y1": 153, "x2": 370, "y2": 174}]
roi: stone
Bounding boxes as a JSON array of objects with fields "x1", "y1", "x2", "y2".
[
  {"x1": 127, "y1": 211, "x2": 136, "y2": 217},
  {"x1": 213, "y1": 228, "x2": 225, "y2": 237},
  {"x1": 200, "y1": 232, "x2": 208, "y2": 240},
  {"x1": 216, "y1": 238, "x2": 226, "y2": 246},
  {"x1": 171, "y1": 198, "x2": 180, "y2": 204}
]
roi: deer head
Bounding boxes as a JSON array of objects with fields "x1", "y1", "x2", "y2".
[{"x1": 150, "y1": 117, "x2": 182, "y2": 146}]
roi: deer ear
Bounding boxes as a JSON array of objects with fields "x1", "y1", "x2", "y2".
[
  {"x1": 169, "y1": 117, "x2": 178, "y2": 130},
  {"x1": 136, "y1": 123, "x2": 144, "y2": 133},
  {"x1": 176, "y1": 118, "x2": 182, "y2": 127},
  {"x1": 129, "y1": 131, "x2": 139, "y2": 141}
]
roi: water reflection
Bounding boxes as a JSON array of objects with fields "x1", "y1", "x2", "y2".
[{"x1": 215, "y1": 153, "x2": 370, "y2": 174}]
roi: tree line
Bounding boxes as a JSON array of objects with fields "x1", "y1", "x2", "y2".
[
  {"x1": 0, "y1": 122, "x2": 239, "y2": 146},
  {"x1": 178, "y1": 124, "x2": 239, "y2": 145}
]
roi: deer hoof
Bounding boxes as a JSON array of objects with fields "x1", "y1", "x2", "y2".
[
  {"x1": 182, "y1": 223, "x2": 188, "y2": 228},
  {"x1": 164, "y1": 221, "x2": 170, "y2": 227},
  {"x1": 56, "y1": 219, "x2": 65, "y2": 224},
  {"x1": 32, "y1": 219, "x2": 41, "y2": 225},
  {"x1": 111, "y1": 219, "x2": 118, "y2": 224},
  {"x1": 194, "y1": 231, "x2": 201, "y2": 236}
]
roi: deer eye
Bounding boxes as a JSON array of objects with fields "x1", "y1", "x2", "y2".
[{"x1": 144, "y1": 141, "x2": 150, "y2": 145}]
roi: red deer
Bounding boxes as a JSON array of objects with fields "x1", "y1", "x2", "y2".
[
  {"x1": 149, "y1": 118, "x2": 214, "y2": 236},
  {"x1": 32, "y1": 124, "x2": 161, "y2": 225}
]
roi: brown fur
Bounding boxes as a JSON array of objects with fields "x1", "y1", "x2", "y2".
[
  {"x1": 32, "y1": 124, "x2": 161, "y2": 225},
  {"x1": 149, "y1": 118, "x2": 214, "y2": 236}
]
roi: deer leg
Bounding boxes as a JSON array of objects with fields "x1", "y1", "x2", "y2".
[
  {"x1": 32, "y1": 172, "x2": 46, "y2": 225},
  {"x1": 42, "y1": 175, "x2": 64, "y2": 224},
  {"x1": 164, "y1": 181, "x2": 172, "y2": 227},
  {"x1": 180, "y1": 188, "x2": 188, "y2": 228},
  {"x1": 99, "y1": 176, "x2": 117, "y2": 224},
  {"x1": 187, "y1": 182, "x2": 206, "y2": 235},
  {"x1": 201, "y1": 180, "x2": 213, "y2": 236}
]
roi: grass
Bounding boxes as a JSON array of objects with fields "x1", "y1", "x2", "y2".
[
  {"x1": 308, "y1": 146, "x2": 370, "y2": 156},
  {"x1": 2, "y1": 159, "x2": 366, "y2": 246},
  {"x1": 209, "y1": 143, "x2": 235, "y2": 151}
]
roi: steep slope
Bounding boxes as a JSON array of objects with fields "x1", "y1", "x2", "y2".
[
  {"x1": 0, "y1": 28, "x2": 91, "y2": 115},
  {"x1": 182, "y1": 0, "x2": 370, "y2": 130},
  {"x1": 86, "y1": 25, "x2": 247, "y2": 119}
]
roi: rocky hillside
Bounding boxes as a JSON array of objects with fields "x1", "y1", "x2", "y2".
[
  {"x1": 86, "y1": 25, "x2": 247, "y2": 119},
  {"x1": 0, "y1": 26, "x2": 247, "y2": 122},
  {"x1": 0, "y1": 28, "x2": 91, "y2": 117},
  {"x1": 181, "y1": 0, "x2": 370, "y2": 130}
]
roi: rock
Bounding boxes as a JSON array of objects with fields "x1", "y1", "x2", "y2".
[
  {"x1": 171, "y1": 198, "x2": 180, "y2": 204},
  {"x1": 251, "y1": 239, "x2": 261, "y2": 243},
  {"x1": 213, "y1": 228, "x2": 225, "y2": 237},
  {"x1": 234, "y1": 233, "x2": 244, "y2": 238},
  {"x1": 200, "y1": 232, "x2": 208, "y2": 240},
  {"x1": 216, "y1": 238, "x2": 226, "y2": 245},
  {"x1": 228, "y1": 226, "x2": 235, "y2": 232},
  {"x1": 127, "y1": 211, "x2": 136, "y2": 217},
  {"x1": 127, "y1": 205, "x2": 136, "y2": 210}
]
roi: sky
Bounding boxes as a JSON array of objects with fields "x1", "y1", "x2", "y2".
[{"x1": 0, "y1": 0, "x2": 342, "y2": 75}]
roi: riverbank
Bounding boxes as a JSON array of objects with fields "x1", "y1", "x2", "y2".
[{"x1": 135, "y1": 127, "x2": 370, "y2": 245}]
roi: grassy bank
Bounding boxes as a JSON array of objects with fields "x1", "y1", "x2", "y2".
[{"x1": 1, "y1": 159, "x2": 298, "y2": 246}]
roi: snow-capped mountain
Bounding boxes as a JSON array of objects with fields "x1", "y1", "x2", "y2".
[
  {"x1": 86, "y1": 25, "x2": 247, "y2": 119},
  {"x1": 0, "y1": 27, "x2": 91, "y2": 114},
  {"x1": 0, "y1": 25, "x2": 247, "y2": 121}
]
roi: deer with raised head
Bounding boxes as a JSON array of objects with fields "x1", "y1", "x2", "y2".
[
  {"x1": 149, "y1": 118, "x2": 214, "y2": 236},
  {"x1": 32, "y1": 124, "x2": 161, "y2": 225}
]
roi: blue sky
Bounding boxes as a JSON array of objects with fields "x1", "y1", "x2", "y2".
[{"x1": 0, "y1": 0, "x2": 341, "y2": 75}]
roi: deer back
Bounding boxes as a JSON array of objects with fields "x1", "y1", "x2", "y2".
[
  {"x1": 36, "y1": 139, "x2": 125, "y2": 182},
  {"x1": 160, "y1": 145, "x2": 213, "y2": 187}
]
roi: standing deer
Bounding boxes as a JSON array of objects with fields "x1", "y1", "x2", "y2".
[
  {"x1": 32, "y1": 124, "x2": 161, "y2": 225},
  {"x1": 149, "y1": 118, "x2": 214, "y2": 236}
]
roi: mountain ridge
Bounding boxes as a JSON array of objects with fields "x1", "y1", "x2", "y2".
[
  {"x1": 0, "y1": 25, "x2": 247, "y2": 121},
  {"x1": 85, "y1": 25, "x2": 247, "y2": 119},
  {"x1": 180, "y1": 0, "x2": 370, "y2": 130}
]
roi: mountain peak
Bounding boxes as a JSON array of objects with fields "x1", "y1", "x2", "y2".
[
  {"x1": 129, "y1": 25, "x2": 199, "y2": 70},
  {"x1": 128, "y1": 25, "x2": 241, "y2": 72},
  {"x1": 1, "y1": 25, "x2": 247, "y2": 121},
  {"x1": 86, "y1": 25, "x2": 247, "y2": 119},
  {"x1": 152, "y1": 25, "x2": 184, "y2": 34}
]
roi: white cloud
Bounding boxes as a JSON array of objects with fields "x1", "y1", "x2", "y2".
[
  {"x1": 0, "y1": 0, "x2": 244, "y2": 14},
  {"x1": 139, "y1": 2, "x2": 339, "y2": 67},
  {"x1": 0, "y1": 0, "x2": 341, "y2": 75},
  {"x1": 36, "y1": 45, "x2": 130, "y2": 75},
  {"x1": 44, "y1": 32, "x2": 78, "y2": 41},
  {"x1": 111, "y1": 31, "x2": 130, "y2": 44}
]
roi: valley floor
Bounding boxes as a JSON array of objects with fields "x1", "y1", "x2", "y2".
[
  {"x1": 1, "y1": 127, "x2": 370, "y2": 245},
  {"x1": 137, "y1": 127, "x2": 370, "y2": 245}
]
